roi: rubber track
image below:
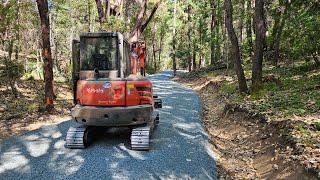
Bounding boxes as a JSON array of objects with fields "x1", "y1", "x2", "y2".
[
  {"x1": 66, "y1": 126, "x2": 89, "y2": 149},
  {"x1": 131, "y1": 126, "x2": 151, "y2": 151}
]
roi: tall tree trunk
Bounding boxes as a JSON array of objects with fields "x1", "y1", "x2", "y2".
[
  {"x1": 246, "y1": 0, "x2": 253, "y2": 55},
  {"x1": 152, "y1": 23, "x2": 157, "y2": 71},
  {"x1": 210, "y1": 0, "x2": 217, "y2": 65},
  {"x1": 15, "y1": 0, "x2": 20, "y2": 77},
  {"x1": 192, "y1": 43, "x2": 197, "y2": 70},
  {"x1": 238, "y1": 0, "x2": 244, "y2": 61},
  {"x1": 172, "y1": 0, "x2": 177, "y2": 76},
  {"x1": 187, "y1": 4, "x2": 192, "y2": 71},
  {"x1": 224, "y1": 0, "x2": 248, "y2": 93},
  {"x1": 105, "y1": 0, "x2": 110, "y2": 19},
  {"x1": 239, "y1": 0, "x2": 244, "y2": 42},
  {"x1": 87, "y1": 0, "x2": 91, "y2": 32},
  {"x1": 153, "y1": 43, "x2": 156, "y2": 71},
  {"x1": 158, "y1": 32, "x2": 164, "y2": 70},
  {"x1": 272, "y1": 0, "x2": 289, "y2": 66},
  {"x1": 216, "y1": 0, "x2": 221, "y2": 62},
  {"x1": 95, "y1": 0, "x2": 106, "y2": 29},
  {"x1": 36, "y1": 0, "x2": 54, "y2": 110},
  {"x1": 222, "y1": 8, "x2": 227, "y2": 66},
  {"x1": 252, "y1": 0, "x2": 266, "y2": 93},
  {"x1": 199, "y1": 18, "x2": 202, "y2": 69}
]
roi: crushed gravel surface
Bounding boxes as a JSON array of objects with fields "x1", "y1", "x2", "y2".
[{"x1": 0, "y1": 71, "x2": 217, "y2": 180}]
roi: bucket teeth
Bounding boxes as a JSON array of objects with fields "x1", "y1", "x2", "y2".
[
  {"x1": 131, "y1": 126, "x2": 151, "y2": 151},
  {"x1": 65, "y1": 126, "x2": 91, "y2": 149}
]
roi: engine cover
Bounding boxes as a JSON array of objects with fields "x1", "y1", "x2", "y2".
[{"x1": 76, "y1": 79, "x2": 153, "y2": 107}]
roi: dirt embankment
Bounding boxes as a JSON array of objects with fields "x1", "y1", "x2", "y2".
[
  {"x1": 174, "y1": 76, "x2": 319, "y2": 179},
  {"x1": 0, "y1": 80, "x2": 72, "y2": 141}
]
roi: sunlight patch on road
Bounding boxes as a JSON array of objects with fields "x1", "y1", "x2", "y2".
[
  {"x1": 119, "y1": 145, "x2": 146, "y2": 160},
  {"x1": 173, "y1": 122, "x2": 202, "y2": 131},
  {"x1": 0, "y1": 147, "x2": 30, "y2": 174},
  {"x1": 23, "y1": 135, "x2": 51, "y2": 157},
  {"x1": 177, "y1": 131, "x2": 201, "y2": 140},
  {"x1": 205, "y1": 142, "x2": 217, "y2": 160},
  {"x1": 54, "y1": 139, "x2": 66, "y2": 149},
  {"x1": 48, "y1": 148, "x2": 84, "y2": 176}
]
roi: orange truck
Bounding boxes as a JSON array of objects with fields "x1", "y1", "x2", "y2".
[{"x1": 67, "y1": 32, "x2": 162, "y2": 150}]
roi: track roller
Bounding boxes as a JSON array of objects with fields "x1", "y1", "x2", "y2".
[
  {"x1": 131, "y1": 126, "x2": 151, "y2": 151},
  {"x1": 65, "y1": 126, "x2": 94, "y2": 149}
]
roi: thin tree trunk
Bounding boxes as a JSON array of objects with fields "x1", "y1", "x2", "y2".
[
  {"x1": 222, "y1": 8, "x2": 227, "y2": 66},
  {"x1": 238, "y1": 0, "x2": 244, "y2": 61},
  {"x1": 15, "y1": 0, "x2": 20, "y2": 77},
  {"x1": 199, "y1": 18, "x2": 202, "y2": 69},
  {"x1": 153, "y1": 44, "x2": 156, "y2": 71},
  {"x1": 36, "y1": 0, "x2": 54, "y2": 110},
  {"x1": 158, "y1": 33, "x2": 164, "y2": 71},
  {"x1": 272, "y1": 0, "x2": 289, "y2": 66},
  {"x1": 105, "y1": 0, "x2": 110, "y2": 19},
  {"x1": 252, "y1": 0, "x2": 266, "y2": 93},
  {"x1": 152, "y1": 24, "x2": 157, "y2": 71},
  {"x1": 210, "y1": 0, "x2": 217, "y2": 65},
  {"x1": 88, "y1": 0, "x2": 91, "y2": 32},
  {"x1": 224, "y1": 0, "x2": 248, "y2": 93},
  {"x1": 188, "y1": 4, "x2": 192, "y2": 71},
  {"x1": 172, "y1": 0, "x2": 177, "y2": 76},
  {"x1": 239, "y1": 0, "x2": 244, "y2": 43},
  {"x1": 95, "y1": 0, "x2": 106, "y2": 29},
  {"x1": 192, "y1": 43, "x2": 197, "y2": 70},
  {"x1": 216, "y1": 0, "x2": 221, "y2": 62},
  {"x1": 246, "y1": 0, "x2": 253, "y2": 55}
]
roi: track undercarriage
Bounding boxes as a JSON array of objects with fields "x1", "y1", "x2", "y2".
[{"x1": 65, "y1": 113, "x2": 159, "y2": 151}]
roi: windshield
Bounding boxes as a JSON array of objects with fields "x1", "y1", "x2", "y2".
[{"x1": 80, "y1": 37, "x2": 118, "y2": 70}]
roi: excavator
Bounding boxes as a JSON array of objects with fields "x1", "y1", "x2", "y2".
[{"x1": 66, "y1": 32, "x2": 162, "y2": 150}]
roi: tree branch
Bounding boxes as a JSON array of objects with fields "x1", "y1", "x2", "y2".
[{"x1": 141, "y1": 0, "x2": 161, "y2": 32}]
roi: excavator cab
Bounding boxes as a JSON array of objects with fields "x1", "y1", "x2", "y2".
[
  {"x1": 72, "y1": 32, "x2": 131, "y2": 80},
  {"x1": 67, "y1": 32, "x2": 161, "y2": 150}
]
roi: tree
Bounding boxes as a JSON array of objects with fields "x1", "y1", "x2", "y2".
[
  {"x1": 245, "y1": 0, "x2": 253, "y2": 55},
  {"x1": 210, "y1": 0, "x2": 217, "y2": 65},
  {"x1": 36, "y1": 0, "x2": 54, "y2": 110},
  {"x1": 95, "y1": 0, "x2": 107, "y2": 28},
  {"x1": 187, "y1": 4, "x2": 192, "y2": 71},
  {"x1": 129, "y1": 0, "x2": 161, "y2": 43},
  {"x1": 271, "y1": 0, "x2": 290, "y2": 66},
  {"x1": 172, "y1": 0, "x2": 177, "y2": 76},
  {"x1": 224, "y1": 0, "x2": 248, "y2": 93},
  {"x1": 252, "y1": 0, "x2": 266, "y2": 93}
]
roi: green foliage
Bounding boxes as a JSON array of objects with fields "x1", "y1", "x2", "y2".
[
  {"x1": 0, "y1": 58, "x2": 24, "y2": 80},
  {"x1": 314, "y1": 122, "x2": 320, "y2": 131},
  {"x1": 251, "y1": 63, "x2": 320, "y2": 118},
  {"x1": 146, "y1": 66, "x2": 156, "y2": 75},
  {"x1": 296, "y1": 123, "x2": 308, "y2": 134},
  {"x1": 279, "y1": 1, "x2": 320, "y2": 62},
  {"x1": 205, "y1": 61, "x2": 320, "y2": 120},
  {"x1": 219, "y1": 81, "x2": 237, "y2": 95}
]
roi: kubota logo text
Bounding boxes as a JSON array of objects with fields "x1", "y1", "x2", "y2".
[{"x1": 86, "y1": 88, "x2": 104, "y2": 93}]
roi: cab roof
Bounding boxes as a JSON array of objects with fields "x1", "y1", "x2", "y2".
[{"x1": 80, "y1": 32, "x2": 122, "y2": 38}]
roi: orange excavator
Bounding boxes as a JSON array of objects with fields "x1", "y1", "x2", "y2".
[{"x1": 66, "y1": 32, "x2": 162, "y2": 150}]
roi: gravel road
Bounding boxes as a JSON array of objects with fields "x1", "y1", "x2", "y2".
[{"x1": 0, "y1": 71, "x2": 217, "y2": 180}]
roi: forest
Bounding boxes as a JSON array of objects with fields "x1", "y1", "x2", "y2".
[{"x1": 0, "y1": 0, "x2": 319, "y2": 179}]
